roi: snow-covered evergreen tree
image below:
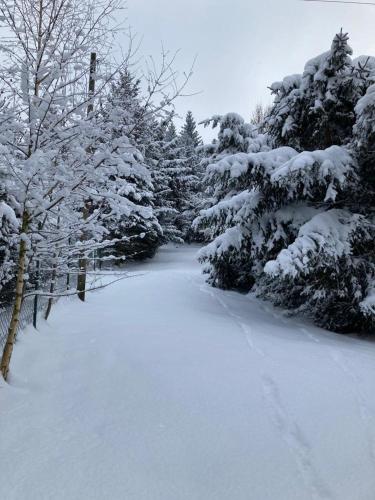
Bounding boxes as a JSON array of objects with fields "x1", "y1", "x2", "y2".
[
  {"x1": 104, "y1": 71, "x2": 162, "y2": 260},
  {"x1": 151, "y1": 112, "x2": 205, "y2": 243},
  {"x1": 195, "y1": 32, "x2": 375, "y2": 334},
  {"x1": 193, "y1": 113, "x2": 269, "y2": 246},
  {"x1": 175, "y1": 111, "x2": 204, "y2": 241},
  {"x1": 267, "y1": 30, "x2": 368, "y2": 151},
  {"x1": 150, "y1": 120, "x2": 185, "y2": 243},
  {"x1": 179, "y1": 111, "x2": 202, "y2": 150}
]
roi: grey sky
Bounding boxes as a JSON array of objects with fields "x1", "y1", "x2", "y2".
[{"x1": 126, "y1": 0, "x2": 375, "y2": 140}]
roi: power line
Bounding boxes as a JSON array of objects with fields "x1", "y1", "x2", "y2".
[{"x1": 302, "y1": 0, "x2": 375, "y2": 5}]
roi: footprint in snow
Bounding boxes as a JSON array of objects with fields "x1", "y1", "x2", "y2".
[{"x1": 262, "y1": 374, "x2": 333, "y2": 500}]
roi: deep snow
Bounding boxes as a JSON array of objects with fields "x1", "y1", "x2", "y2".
[{"x1": 1, "y1": 245, "x2": 375, "y2": 500}]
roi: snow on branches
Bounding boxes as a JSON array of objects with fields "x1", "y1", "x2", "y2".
[
  {"x1": 196, "y1": 31, "x2": 375, "y2": 334},
  {"x1": 0, "y1": 0, "x2": 195, "y2": 378}
]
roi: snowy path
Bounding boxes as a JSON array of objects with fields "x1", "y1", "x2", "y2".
[{"x1": 2, "y1": 245, "x2": 375, "y2": 500}]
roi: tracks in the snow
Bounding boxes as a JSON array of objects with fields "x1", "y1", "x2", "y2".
[
  {"x1": 262, "y1": 374, "x2": 333, "y2": 500},
  {"x1": 186, "y1": 275, "x2": 333, "y2": 499},
  {"x1": 197, "y1": 281, "x2": 266, "y2": 358},
  {"x1": 257, "y1": 301, "x2": 375, "y2": 471},
  {"x1": 186, "y1": 274, "x2": 375, "y2": 498}
]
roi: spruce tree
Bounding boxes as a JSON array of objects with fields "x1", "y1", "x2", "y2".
[
  {"x1": 151, "y1": 112, "x2": 206, "y2": 243},
  {"x1": 179, "y1": 111, "x2": 202, "y2": 150},
  {"x1": 103, "y1": 70, "x2": 162, "y2": 260},
  {"x1": 151, "y1": 120, "x2": 185, "y2": 243},
  {"x1": 196, "y1": 32, "x2": 375, "y2": 334},
  {"x1": 267, "y1": 30, "x2": 366, "y2": 151},
  {"x1": 175, "y1": 111, "x2": 204, "y2": 240}
]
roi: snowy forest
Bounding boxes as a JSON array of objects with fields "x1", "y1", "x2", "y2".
[{"x1": 1, "y1": 0, "x2": 375, "y2": 499}]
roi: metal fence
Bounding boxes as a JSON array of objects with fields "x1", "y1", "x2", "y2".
[
  {"x1": 0, "y1": 270, "x2": 71, "y2": 356},
  {"x1": 0, "y1": 265, "x2": 113, "y2": 357},
  {"x1": 0, "y1": 294, "x2": 51, "y2": 355}
]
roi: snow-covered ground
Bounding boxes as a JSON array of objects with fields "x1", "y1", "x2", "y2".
[{"x1": 1, "y1": 245, "x2": 375, "y2": 500}]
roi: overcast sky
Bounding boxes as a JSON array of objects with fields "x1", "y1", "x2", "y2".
[{"x1": 125, "y1": 0, "x2": 375, "y2": 140}]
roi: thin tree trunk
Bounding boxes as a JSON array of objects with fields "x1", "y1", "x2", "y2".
[
  {"x1": 45, "y1": 213, "x2": 60, "y2": 319},
  {"x1": 1, "y1": 212, "x2": 29, "y2": 380},
  {"x1": 44, "y1": 263, "x2": 57, "y2": 320},
  {"x1": 65, "y1": 236, "x2": 72, "y2": 291},
  {"x1": 33, "y1": 258, "x2": 40, "y2": 328},
  {"x1": 66, "y1": 268, "x2": 70, "y2": 290},
  {"x1": 77, "y1": 52, "x2": 96, "y2": 302},
  {"x1": 77, "y1": 205, "x2": 88, "y2": 302},
  {"x1": 99, "y1": 248, "x2": 102, "y2": 270}
]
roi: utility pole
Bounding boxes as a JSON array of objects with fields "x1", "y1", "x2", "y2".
[{"x1": 77, "y1": 52, "x2": 96, "y2": 302}]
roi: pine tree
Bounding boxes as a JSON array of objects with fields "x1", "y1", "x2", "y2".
[
  {"x1": 267, "y1": 30, "x2": 366, "y2": 151},
  {"x1": 104, "y1": 70, "x2": 162, "y2": 260},
  {"x1": 151, "y1": 120, "x2": 185, "y2": 243},
  {"x1": 164, "y1": 121, "x2": 177, "y2": 142},
  {"x1": 193, "y1": 112, "x2": 269, "y2": 246},
  {"x1": 174, "y1": 111, "x2": 204, "y2": 240},
  {"x1": 196, "y1": 33, "x2": 375, "y2": 334},
  {"x1": 150, "y1": 112, "x2": 205, "y2": 243},
  {"x1": 179, "y1": 111, "x2": 202, "y2": 150}
]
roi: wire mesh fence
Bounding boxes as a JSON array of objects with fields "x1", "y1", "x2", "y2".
[
  {"x1": 0, "y1": 262, "x2": 115, "y2": 358},
  {"x1": 0, "y1": 268, "x2": 73, "y2": 357},
  {"x1": 0, "y1": 294, "x2": 51, "y2": 356}
]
